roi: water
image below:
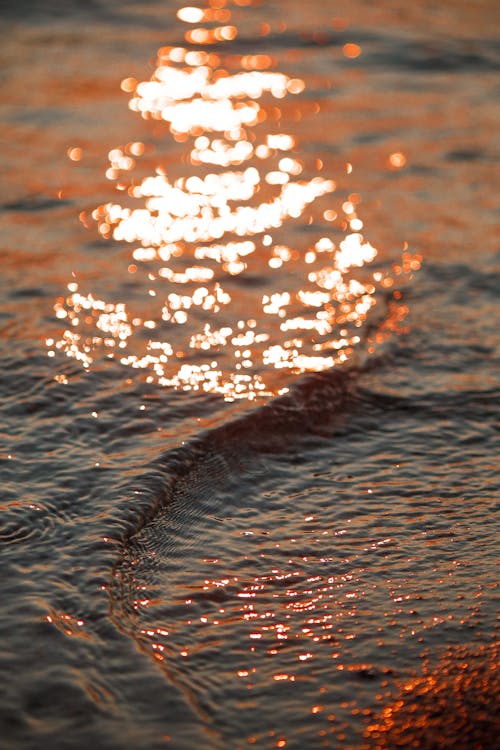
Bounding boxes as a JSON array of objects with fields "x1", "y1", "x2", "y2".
[{"x1": 1, "y1": 1, "x2": 499, "y2": 748}]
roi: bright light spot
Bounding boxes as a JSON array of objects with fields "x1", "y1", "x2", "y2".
[
  {"x1": 177, "y1": 7, "x2": 205, "y2": 23},
  {"x1": 67, "y1": 146, "x2": 82, "y2": 162},
  {"x1": 343, "y1": 43, "x2": 362, "y2": 58},
  {"x1": 389, "y1": 152, "x2": 407, "y2": 168}
]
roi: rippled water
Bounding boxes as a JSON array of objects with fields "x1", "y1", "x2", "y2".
[{"x1": 1, "y1": 1, "x2": 499, "y2": 748}]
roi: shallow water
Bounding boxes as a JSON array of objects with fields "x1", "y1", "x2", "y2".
[{"x1": 1, "y1": 1, "x2": 499, "y2": 748}]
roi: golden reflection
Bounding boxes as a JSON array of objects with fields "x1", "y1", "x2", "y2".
[
  {"x1": 388, "y1": 151, "x2": 407, "y2": 169},
  {"x1": 45, "y1": 610, "x2": 91, "y2": 640},
  {"x1": 362, "y1": 641, "x2": 499, "y2": 750},
  {"x1": 50, "y1": 1, "x2": 418, "y2": 400},
  {"x1": 67, "y1": 146, "x2": 83, "y2": 162},
  {"x1": 343, "y1": 43, "x2": 362, "y2": 59}
]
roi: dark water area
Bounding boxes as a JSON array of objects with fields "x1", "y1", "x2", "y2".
[{"x1": 1, "y1": 1, "x2": 499, "y2": 748}]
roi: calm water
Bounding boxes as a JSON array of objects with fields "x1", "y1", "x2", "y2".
[{"x1": 1, "y1": 1, "x2": 499, "y2": 748}]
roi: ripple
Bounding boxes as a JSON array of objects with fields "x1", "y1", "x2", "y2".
[
  {"x1": 0, "y1": 502, "x2": 58, "y2": 546},
  {"x1": 109, "y1": 362, "x2": 499, "y2": 747},
  {"x1": 362, "y1": 641, "x2": 500, "y2": 750}
]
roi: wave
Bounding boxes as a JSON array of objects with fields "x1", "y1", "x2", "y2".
[
  {"x1": 109, "y1": 351, "x2": 499, "y2": 548},
  {"x1": 108, "y1": 359, "x2": 366, "y2": 547},
  {"x1": 106, "y1": 345, "x2": 499, "y2": 747}
]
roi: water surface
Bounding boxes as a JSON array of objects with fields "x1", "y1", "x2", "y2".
[{"x1": 1, "y1": 1, "x2": 499, "y2": 748}]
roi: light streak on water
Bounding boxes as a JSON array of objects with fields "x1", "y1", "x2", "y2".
[{"x1": 50, "y1": 1, "x2": 419, "y2": 401}]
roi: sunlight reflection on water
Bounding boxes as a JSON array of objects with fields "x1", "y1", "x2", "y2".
[
  {"x1": 1, "y1": 1, "x2": 496, "y2": 749},
  {"x1": 48, "y1": 0, "x2": 419, "y2": 401}
]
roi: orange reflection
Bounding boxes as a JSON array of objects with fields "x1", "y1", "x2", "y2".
[
  {"x1": 362, "y1": 642, "x2": 499, "y2": 750},
  {"x1": 388, "y1": 151, "x2": 407, "y2": 169},
  {"x1": 45, "y1": 610, "x2": 91, "y2": 640},
  {"x1": 67, "y1": 146, "x2": 83, "y2": 162},
  {"x1": 343, "y1": 43, "x2": 362, "y2": 59},
  {"x1": 50, "y1": 1, "x2": 418, "y2": 401}
]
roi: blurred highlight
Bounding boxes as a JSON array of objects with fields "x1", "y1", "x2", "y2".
[{"x1": 50, "y1": 1, "x2": 418, "y2": 401}]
